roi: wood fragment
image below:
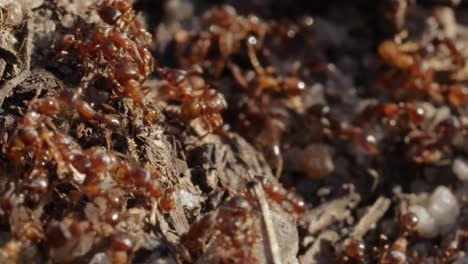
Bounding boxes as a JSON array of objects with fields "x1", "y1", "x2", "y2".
[
  {"x1": 248, "y1": 171, "x2": 282, "y2": 264},
  {"x1": 350, "y1": 196, "x2": 391, "y2": 239},
  {"x1": 169, "y1": 198, "x2": 191, "y2": 236},
  {"x1": 448, "y1": 228, "x2": 464, "y2": 250},
  {"x1": 0, "y1": 59, "x2": 6, "y2": 79},
  {"x1": 434, "y1": 6, "x2": 457, "y2": 38},
  {"x1": 19, "y1": 20, "x2": 33, "y2": 71},
  {"x1": 299, "y1": 231, "x2": 339, "y2": 264},
  {"x1": 301, "y1": 192, "x2": 360, "y2": 236},
  {"x1": 0, "y1": 36, "x2": 20, "y2": 65},
  {"x1": 0, "y1": 70, "x2": 30, "y2": 108}
]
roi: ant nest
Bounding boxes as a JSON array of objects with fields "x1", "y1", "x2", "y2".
[{"x1": 1, "y1": 0, "x2": 468, "y2": 263}]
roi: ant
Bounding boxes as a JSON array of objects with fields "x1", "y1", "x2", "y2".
[
  {"x1": 263, "y1": 181, "x2": 305, "y2": 215},
  {"x1": 181, "y1": 195, "x2": 258, "y2": 262},
  {"x1": 56, "y1": 0, "x2": 156, "y2": 124},
  {"x1": 377, "y1": 37, "x2": 465, "y2": 105},
  {"x1": 176, "y1": 5, "x2": 268, "y2": 75},
  {"x1": 157, "y1": 67, "x2": 227, "y2": 134}
]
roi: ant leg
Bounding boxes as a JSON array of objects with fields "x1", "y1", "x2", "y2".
[
  {"x1": 198, "y1": 115, "x2": 213, "y2": 139},
  {"x1": 44, "y1": 118, "x2": 58, "y2": 132},
  {"x1": 198, "y1": 131, "x2": 210, "y2": 141},
  {"x1": 40, "y1": 128, "x2": 67, "y2": 174},
  {"x1": 246, "y1": 35, "x2": 264, "y2": 75},
  {"x1": 105, "y1": 129, "x2": 112, "y2": 150},
  {"x1": 110, "y1": 77, "x2": 126, "y2": 94},
  {"x1": 142, "y1": 85, "x2": 151, "y2": 96},
  {"x1": 121, "y1": 11, "x2": 139, "y2": 32},
  {"x1": 27, "y1": 87, "x2": 44, "y2": 111},
  {"x1": 275, "y1": 151, "x2": 283, "y2": 179}
]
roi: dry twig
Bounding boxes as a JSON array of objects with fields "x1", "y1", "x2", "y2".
[
  {"x1": 351, "y1": 196, "x2": 391, "y2": 239},
  {"x1": 0, "y1": 70, "x2": 30, "y2": 108},
  {"x1": 248, "y1": 171, "x2": 282, "y2": 264}
]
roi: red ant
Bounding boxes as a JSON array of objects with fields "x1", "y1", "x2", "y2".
[
  {"x1": 157, "y1": 67, "x2": 227, "y2": 133},
  {"x1": 56, "y1": 0, "x2": 156, "y2": 123},
  {"x1": 181, "y1": 196, "x2": 258, "y2": 262}
]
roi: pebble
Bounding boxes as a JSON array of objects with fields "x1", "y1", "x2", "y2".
[
  {"x1": 19, "y1": 0, "x2": 44, "y2": 9},
  {"x1": 5, "y1": 2, "x2": 23, "y2": 26},
  {"x1": 300, "y1": 144, "x2": 334, "y2": 179},
  {"x1": 0, "y1": 0, "x2": 45, "y2": 26},
  {"x1": 453, "y1": 157, "x2": 468, "y2": 181}
]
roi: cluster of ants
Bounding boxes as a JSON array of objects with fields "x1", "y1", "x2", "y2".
[
  {"x1": 157, "y1": 66, "x2": 227, "y2": 134},
  {"x1": 2, "y1": 0, "x2": 467, "y2": 262},
  {"x1": 180, "y1": 195, "x2": 259, "y2": 263},
  {"x1": 0, "y1": 1, "x2": 307, "y2": 263},
  {"x1": 58, "y1": 0, "x2": 229, "y2": 135},
  {"x1": 0, "y1": 0, "x2": 174, "y2": 262},
  {"x1": 1, "y1": 91, "x2": 171, "y2": 263},
  {"x1": 2, "y1": 92, "x2": 172, "y2": 262},
  {"x1": 172, "y1": 6, "x2": 310, "y2": 171},
  {"x1": 287, "y1": 32, "x2": 468, "y2": 165},
  {"x1": 365, "y1": 35, "x2": 468, "y2": 163},
  {"x1": 180, "y1": 180, "x2": 305, "y2": 263},
  {"x1": 56, "y1": 0, "x2": 157, "y2": 123},
  {"x1": 168, "y1": 3, "x2": 468, "y2": 263},
  {"x1": 172, "y1": 5, "x2": 452, "y2": 170},
  {"x1": 342, "y1": 212, "x2": 466, "y2": 263}
]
